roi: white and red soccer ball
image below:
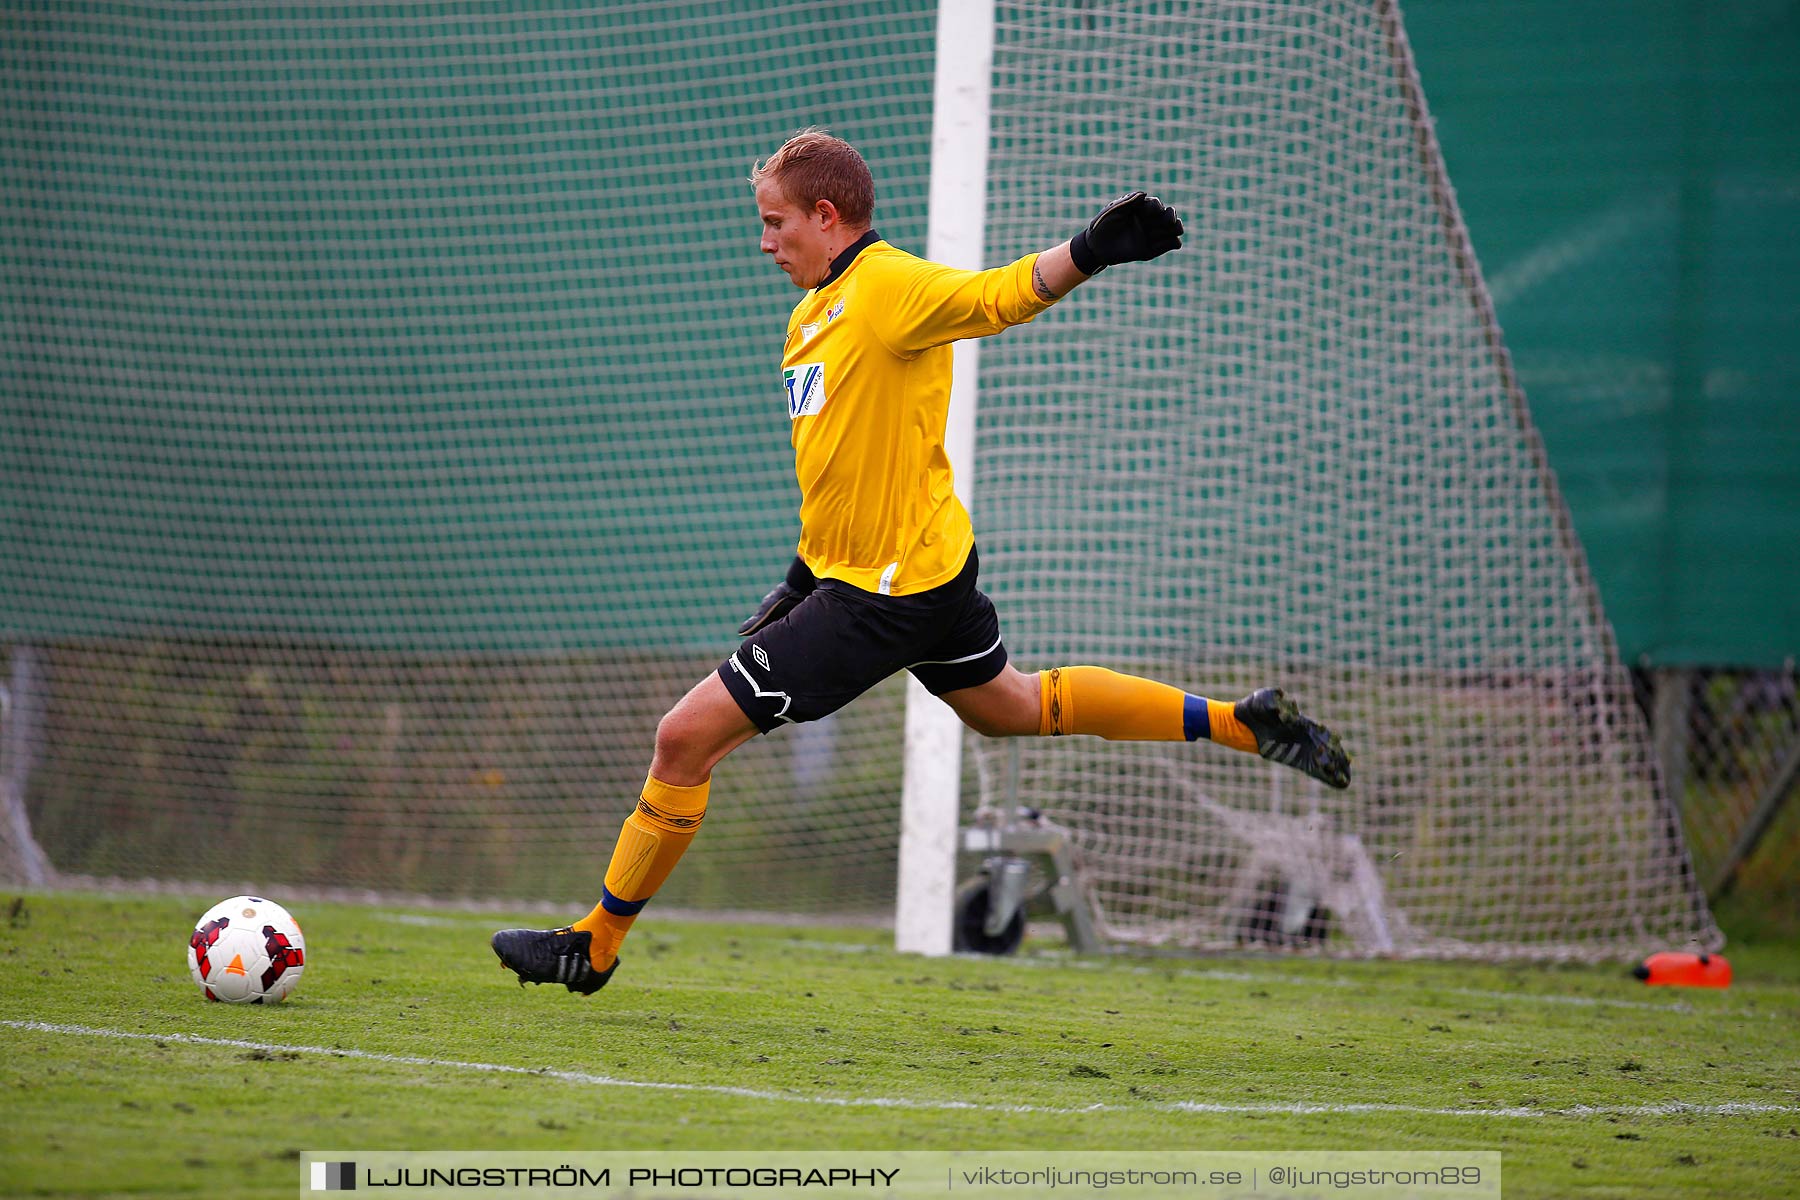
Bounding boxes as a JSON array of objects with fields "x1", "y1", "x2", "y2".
[{"x1": 186, "y1": 895, "x2": 306, "y2": 1003}]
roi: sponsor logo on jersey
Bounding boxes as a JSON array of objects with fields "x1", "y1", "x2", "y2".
[
  {"x1": 825, "y1": 297, "x2": 846, "y2": 324},
  {"x1": 784, "y1": 361, "x2": 827, "y2": 419}
]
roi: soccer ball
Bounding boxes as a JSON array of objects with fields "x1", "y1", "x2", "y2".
[{"x1": 186, "y1": 895, "x2": 306, "y2": 1004}]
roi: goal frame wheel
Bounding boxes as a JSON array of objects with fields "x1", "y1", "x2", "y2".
[{"x1": 952, "y1": 873, "x2": 1027, "y2": 955}]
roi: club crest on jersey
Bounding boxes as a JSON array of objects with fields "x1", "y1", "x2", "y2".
[{"x1": 784, "y1": 361, "x2": 827, "y2": 419}]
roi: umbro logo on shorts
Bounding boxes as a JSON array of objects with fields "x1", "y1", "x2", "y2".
[
  {"x1": 752, "y1": 645, "x2": 771, "y2": 670},
  {"x1": 728, "y1": 650, "x2": 795, "y2": 723},
  {"x1": 784, "y1": 362, "x2": 827, "y2": 418}
]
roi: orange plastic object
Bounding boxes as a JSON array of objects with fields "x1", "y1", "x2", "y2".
[{"x1": 1631, "y1": 951, "x2": 1732, "y2": 988}]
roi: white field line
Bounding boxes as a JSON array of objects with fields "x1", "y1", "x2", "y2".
[{"x1": 6, "y1": 1020, "x2": 1794, "y2": 1121}]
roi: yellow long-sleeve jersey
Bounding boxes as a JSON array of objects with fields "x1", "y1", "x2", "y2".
[{"x1": 780, "y1": 237, "x2": 1055, "y2": 596}]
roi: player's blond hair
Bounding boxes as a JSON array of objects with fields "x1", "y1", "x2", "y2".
[{"x1": 750, "y1": 129, "x2": 875, "y2": 229}]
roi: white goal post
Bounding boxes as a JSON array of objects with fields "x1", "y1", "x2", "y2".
[{"x1": 895, "y1": 0, "x2": 999, "y2": 958}]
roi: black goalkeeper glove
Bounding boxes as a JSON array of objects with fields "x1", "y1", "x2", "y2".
[
  {"x1": 737, "y1": 557, "x2": 817, "y2": 636},
  {"x1": 1068, "y1": 191, "x2": 1184, "y2": 276}
]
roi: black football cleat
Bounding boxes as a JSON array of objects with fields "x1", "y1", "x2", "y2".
[
  {"x1": 1236, "y1": 687, "x2": 1352, "y2": 789},
  {"x1": 490, "y1": 926, "x2": 618, "y2": 995}
]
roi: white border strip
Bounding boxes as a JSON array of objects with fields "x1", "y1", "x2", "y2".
[{"x1": 5, "y1": 1020, "x2": 1792, "y2": 1120}]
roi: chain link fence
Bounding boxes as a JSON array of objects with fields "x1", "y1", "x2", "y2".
[
  {"x1": 1634, "y1": 665, "x2": 1800, "y2": 925},
  {"x1": 7, "y1": 650, "x2": 1794, "y2": 936}
]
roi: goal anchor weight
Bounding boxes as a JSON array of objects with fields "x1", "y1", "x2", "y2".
[{"x1": 1632, "y1": 951, "x2": 1732, "y2": 988}]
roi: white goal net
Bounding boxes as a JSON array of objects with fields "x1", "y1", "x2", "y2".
[
  {"x1": 968, "y1": 0, "x2": 1715, "y2": 958},
  {"x1": 0, "y1": 0, "x2": 1718, "y2": 960}
]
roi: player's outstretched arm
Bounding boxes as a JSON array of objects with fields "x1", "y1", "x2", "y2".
[{"x1": 1035, "y1": 191, "x2": 1184, "y2": 299}]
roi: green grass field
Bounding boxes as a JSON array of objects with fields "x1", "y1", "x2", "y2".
[{"x1": 2, "y1": 891, "x2": 1796, "y2": 1199}]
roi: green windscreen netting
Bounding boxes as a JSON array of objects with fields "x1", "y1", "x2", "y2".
[{"x1": 3, "y1": 0, "x2": 937, "y2": 910}]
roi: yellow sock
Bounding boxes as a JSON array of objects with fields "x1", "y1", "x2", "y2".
[
  {"x1": 1037, "y1": 666, "x2": 1256, "y2": 752},
  {"x1": 572, "y1": 773, "x2": 708, "y2": 969},
  {"x1": 1203, "y1": 698, "x2": 1257, "y2": 753}
]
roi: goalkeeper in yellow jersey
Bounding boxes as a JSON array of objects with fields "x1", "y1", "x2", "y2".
[{"x1": 492, "y1": 130, "x2": 1350, "y2": 995}]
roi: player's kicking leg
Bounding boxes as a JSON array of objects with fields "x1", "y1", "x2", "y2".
[{"x1": 948, "y1": 666, "x2": 1351, "y2": 789}]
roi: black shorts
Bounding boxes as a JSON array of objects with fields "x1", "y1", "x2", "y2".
[{"x1": 718, "y1": 549, "x2": 1008, "y2": 733}]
